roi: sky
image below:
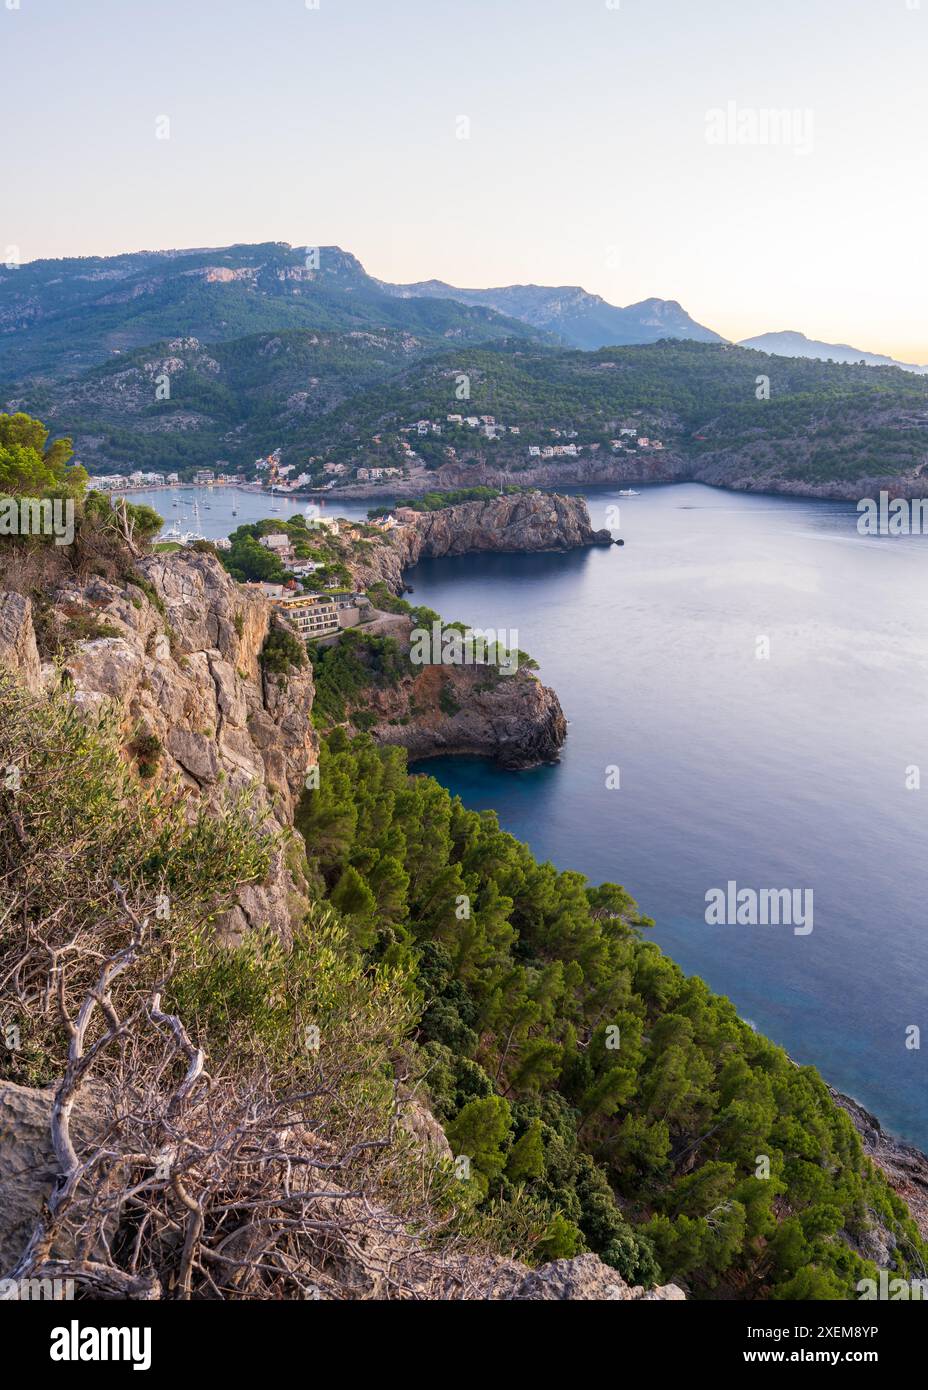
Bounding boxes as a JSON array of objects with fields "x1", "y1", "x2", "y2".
[{"x1": 3, "y1": 0, "x2": 927, "y2": 360}]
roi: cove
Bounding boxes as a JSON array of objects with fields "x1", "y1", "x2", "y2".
[{"x1": 406, "y1": 482, "x2": 928, "y2": 1151}]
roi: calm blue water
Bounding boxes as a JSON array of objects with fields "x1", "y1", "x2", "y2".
[{"x1": 406, "y1": 484, "x2": 928, "y2": 1150}]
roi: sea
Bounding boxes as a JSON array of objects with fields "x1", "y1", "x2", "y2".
[{"x1": 129, "y1": 480, "x2": 928, "y2": 1149}]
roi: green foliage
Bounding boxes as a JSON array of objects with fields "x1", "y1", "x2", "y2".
[
  {"x1": 298, "y1": 731, "x2": 928, "y2": 1296},
  {"x1": 62, "y1": 610, "x2": 120, "y2": 644},
  {"x1": 260, "y1": 624, "x2": 307, "y2": 675},
  {"x1": 506, "y1": 1120, "x2": 546, "y2": 1182},
  {"x1": 367, "y1": 486, "x2": 523, "y2": 517},
  {"x1": 446, "y1": 1096, "x2": 514, "y2": 1198},
  {"x1": 307, "y1": 627, "x2": 410, "y2": 726},
  {"x1": 82, "y1": 490, "x2": 163, "y2": 545},
  {"x1": 364, "y1": 582, "x2": 413, "y2": 616},
  {"x1": 438, "y1": 682, "x2": 461, "y2": 717},
  {"x1": 0, "y1": 672, "x2": 274, "y2": 1083},
  {"x1": 0, "y1": 412, "x2": 86, "y2": 499},
  {"x1": 535, "y1": 1212, "x2": 585, "y2": 1261},
  {"x1": 168, "y1": 906, "x2": 416, "y2": 1116},
  {"x1": 129, "y1": 729, "x2": 163, "y2": 779}
]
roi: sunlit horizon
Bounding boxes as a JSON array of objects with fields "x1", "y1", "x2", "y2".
[{"x1": 4, "y1": 0, "x2": 926, "y2": 362}]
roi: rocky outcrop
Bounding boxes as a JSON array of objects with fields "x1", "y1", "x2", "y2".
[
  {"x1": 345, "y1": 614, "x2": 567, "y2": 769},
  {"x1": 831, "y1": 1087, "x2": 928, "y2": 1244},
  {"x1": 0, "y1": 593, "x2": 42, "y2": 694},
  {"x1": 351, "y1": 491, "x2": 613, "y2": 593},
  {"x1": 0, "y1": 1082, "x2": 96, "y2": 1275},
  {"x1": 0, "y1": 551, "x2": 319, "y2": 942},
  {"x1": 504, "y1": 1255, "x2": 685, "y2": 1302},
  {"x1": 396, "y1": 1088, "x2": 454, "y2": 1162}
]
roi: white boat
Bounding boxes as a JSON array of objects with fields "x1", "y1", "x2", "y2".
[{"x1": 618, "y1": 489, "x2": 640, "y2": 497}]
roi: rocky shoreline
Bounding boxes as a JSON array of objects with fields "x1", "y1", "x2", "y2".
[
  {"x1": 317, "y1": 455, "x2": 927, "y2": 506},
  {"x1": 337, "y1": 491, "x2": 609, "y2": 767},
  {"x1": 830, "y1": 1087, "x2": 928, "y2": 1242},
  {"x1": 349, "y1": 489, "x2": 614, "y2": 593}
]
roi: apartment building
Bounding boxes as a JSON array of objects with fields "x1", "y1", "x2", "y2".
[{"x1": 273, "y1": 593, "x2": 340, "y2": 638}]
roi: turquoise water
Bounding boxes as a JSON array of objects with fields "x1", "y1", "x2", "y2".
[{"x1": 406, "y1": 484, "x2": 928, "y2": 1150}]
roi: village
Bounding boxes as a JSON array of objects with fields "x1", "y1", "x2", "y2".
[
  {"x1": 87, "y1": 416, "x2": 666, "y2": 498},
  {"x1": 234, "y1": 512, "x2": 422, "y2": 641},
  {"x1": 311, "y1": 414, "x2": 667, "y2": 487}
]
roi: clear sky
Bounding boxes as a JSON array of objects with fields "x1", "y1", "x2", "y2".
[{"x1": 3, "y1": 0, "x2": 926, "y2": 359}]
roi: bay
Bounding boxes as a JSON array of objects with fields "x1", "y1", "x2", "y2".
[
  {"x1": 404, "y1": 483, "x2": 928, "y2": 1151},
  {"x1": 127, "y1": 477, "x2": 928, "y2": 1148}
]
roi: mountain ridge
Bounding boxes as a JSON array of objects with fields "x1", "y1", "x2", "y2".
[
  {"x1": 738, "y1": 329, "x2": 928, "y2": 375},
  {"x1": 376, "y1": 273, "x2": 724, "y2": 350}
]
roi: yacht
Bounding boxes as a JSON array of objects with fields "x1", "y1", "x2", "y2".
[{"x1": 618, "y1": 489, "x2": 640, "y2": 497}]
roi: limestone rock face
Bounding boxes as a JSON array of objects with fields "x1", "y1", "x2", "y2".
[
  {"x1": 352, "y1": 490, "x2": 614, "y2": 592},
  {"x1": 396, "y1": 1089, "x2": 454, "y2": 1162},
  {"x1": 0, "y1": 592, "x2": 42, "y2": 694},
  {"x1": 360, "y1": 617, "x2": 567, "y2": 768},
  {"x1": 0, "y1": 1082, "x2": 95, "y2": 1275},
  {"x1": 505, "y1": 1254, "x2": 685, "y2": 1302},
  {"x1": 0, "y1": 551, "x2": 318, "y2": 941}
]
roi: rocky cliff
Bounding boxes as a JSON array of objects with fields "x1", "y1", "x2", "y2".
[
  {"x1": 351, "y1": 490, "x2": 614, "y2": 592},
  {"x1": 0, "y1": 549, "x2": 318, "y2": 941},
  {"x1": 344, "y1": 614, "x2": 567, "y2": 769}
]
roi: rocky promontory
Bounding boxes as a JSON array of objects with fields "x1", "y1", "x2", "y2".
[
  {"x1": 343, "y1": 613, "x2": 567, "y2": 769},
  {"x1": 351, "y1": 490, "x2": 614, "y2": 593}
]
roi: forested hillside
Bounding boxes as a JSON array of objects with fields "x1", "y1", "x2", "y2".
[
  {"x1": 298, "y1": 731, "x2": 928, "y2": 1298},
  {"x1": 8, "y1": 332, "x2": 928, "y2": 491},
  {"x1": 0, "y1": 242, "x2": 542, "y2": 381}
]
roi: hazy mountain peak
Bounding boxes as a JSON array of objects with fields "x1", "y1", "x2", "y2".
[
  {"x1": 739, "y1": 329, "x2": 928, "y2": 375},
  {"x1": 375, "y1": 274, "x2": 723, "y2": 350}
]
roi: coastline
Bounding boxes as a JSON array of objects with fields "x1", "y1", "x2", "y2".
[
  {"x1": 830, "y1": 1087, "x2": 928, "y2": 1240},
  {"x1": 371, "y1": 500, "x2": 928, "y2": 1205},
  {"x1": 293, "y1": 457, "x2": 920, "y2": 506},
  {"x1": 101, "y1": 483, "x2": 928, "y2": 1195}
]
